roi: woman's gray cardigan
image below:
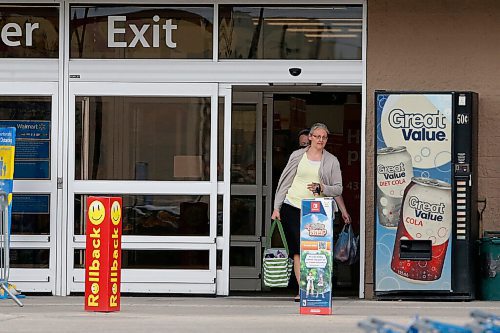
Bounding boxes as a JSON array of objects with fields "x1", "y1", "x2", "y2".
[{"x1": 273, "y1": 147, "x2": 343, "y2": 211}]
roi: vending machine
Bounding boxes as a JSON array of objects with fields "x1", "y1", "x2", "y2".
[{"x1": 374, "y1": 91, "x2": 478, "y2": 299}]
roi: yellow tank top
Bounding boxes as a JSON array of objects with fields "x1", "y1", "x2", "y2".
[{"x1": 285, "y1": 153, "x2": 322, "y2": 208}]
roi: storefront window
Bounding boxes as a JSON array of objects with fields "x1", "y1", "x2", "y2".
[
  {"x1": 232, "y1": 104, "x2": 256, "y2": 184},
  {"x1": 218, "y1": 97, "x2": 224, "y2": 181},
  {"x1": 75, "y1": 96, "x2": 211, "y2": 181},
  {"x1": 219, "y1": 5, "x2": 362, "y2": 60},
  {"x1": 11, "y1": 194, "x2": 50, "y2": 235},
  {"x1": 69, "y1": 5, "x2": 213, "y2": 59},
  {"x1": 230, "y1": 196, "x2": 256, "y2": 236},
  {"x1": 10, "y1": 249, "x2": 49, "y2": 268},
  {"x1": 0, "y1": 96, "x2": 51, "y2": 180},
  {"x1": 74, "y1": 194, "x2": 210, "y2": 237},
  {"x1": 74, "y1": 249, "x2": 209, "y2": 269},
  {"x1": 230, "y1": 246, "x2": 255, "y2": 267},
  {"x1": 217, "y1": 195, "x2": 223, "y2": 237},
  {"x1": 0, "y1": 6, "x2": 59, "y2": 58}
]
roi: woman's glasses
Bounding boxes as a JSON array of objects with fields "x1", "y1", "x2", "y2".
[{"x1": 310, "y1": 134, "x2": 328, "y2": 141}]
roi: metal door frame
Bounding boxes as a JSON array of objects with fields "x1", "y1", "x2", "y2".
[
  {"x1": 66, "y1": 82, "x2": 220, "y2": 294},
  {"x1": 0, "y1": 82, "x2": 59, "y2": 293}
]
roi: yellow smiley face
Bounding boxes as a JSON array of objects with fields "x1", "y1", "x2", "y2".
[
  {"x1": 88, "y1": 200, "x2": 105, "y2": 225},
  {"x1": 111, "y1": 201, "x2": 121, "y2": 225}
]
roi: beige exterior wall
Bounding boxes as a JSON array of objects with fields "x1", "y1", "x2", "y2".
[{"x1": 365, "y1": 0, "x2": 500, "y2": 298}]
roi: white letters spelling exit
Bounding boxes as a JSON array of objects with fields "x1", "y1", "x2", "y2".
[
  {"x1": 1, "y1": 22, "x2": 39, "y2": 47},
  {"x1": 108, "y1": 15, "x2": 177, "y2": 48}
]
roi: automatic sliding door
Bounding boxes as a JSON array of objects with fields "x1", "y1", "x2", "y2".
[
  {"x1": 68, "y1": 83, "x2": 218, "y2": 294},
  {"x1": 230, "y1": 92, "x2": 271, "y2": 291},
  {"x1": 0, "y1": 82, "x2": 59, "y2": 293}
]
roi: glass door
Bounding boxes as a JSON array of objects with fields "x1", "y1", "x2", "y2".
[
  {"x1": 229, "y1": 92, "x2": 272, "y2": 291},
  {"x1": 67, "y1": 82, "x2": 219, "y2": 294},
  {"x1": 0, "y1": 82, "x2": 59, "y2": 293}
]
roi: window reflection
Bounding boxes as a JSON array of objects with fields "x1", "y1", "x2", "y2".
[
  {"x1": 230, "y1": 196, "x2": 256, "y2": 236},
  {"x1": 217, "y1": 195, "x2": 223, "y2": 237},
  {"x1": 74, "y1": 249, "x2": 209, "y2": 269},
  {"x1": 75, "y1": 194, "x2": 210, "y2": 236},
  {"x1": 230, "y1": 246, "x2": 255, "y2": 266},
  {"x1": 11, "y1": 194, "x2": 50, "y2": 235},
  {"x1": 231, "y1": 104, "x2": 256, "y2": 184},
  {"x1": 0, "y1": 6, "x2": 59, "y2": 58},
  {"x1": 218, "y1": 98, "x2": 224, "y2": 181},
  {"x1": 0, "y1": 96, "x2": 51, "y2": 180},
  {"x1": 262, "y1": 103, "x2": 267, "y2": 185},
  {"x1": 10, "y1": 249, "x2": 49, "y2": 268},
  {"x1": 75, "y1": 96, "x2": 211, "y2": 181},
  {"x1": 219, "y1": 5, "x2": 362, "y2": 60},
  {"x1": 217, "y1": 249, "x2": 222, "y2": 270},
  {"x1": 70, "y1": 5, "x2": 213, "y2": 59}
]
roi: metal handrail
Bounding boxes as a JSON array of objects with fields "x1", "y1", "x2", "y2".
[{"x1": 0, "y1": 191, "x2": 23, "y2": 306}]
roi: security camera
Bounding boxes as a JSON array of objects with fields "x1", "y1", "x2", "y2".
[{"x1": 289, "y1": 67, "x2": 302, "y2": 76}]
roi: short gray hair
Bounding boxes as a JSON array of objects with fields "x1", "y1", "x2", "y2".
[{"x1": 309, "y1": 123, "x2": 330, "y2": 135}]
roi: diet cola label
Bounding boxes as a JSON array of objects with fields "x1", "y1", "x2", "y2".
[{"x1": 376, "y1": 146, "x2": 413, "y2": 227}]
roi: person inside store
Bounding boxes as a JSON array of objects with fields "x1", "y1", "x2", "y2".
[
  {"x1": 298, "y1": 128, "x2": 310, "y2": 148},
  {"x1": 271, "y1": 123, "x2": 351, "y2": 302}
]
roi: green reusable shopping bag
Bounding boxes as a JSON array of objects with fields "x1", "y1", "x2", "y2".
[{"x1": 263, "y1": 219, "x2": 293, "y2": 288}]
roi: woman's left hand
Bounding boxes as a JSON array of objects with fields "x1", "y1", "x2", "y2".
[{"x1": 306, "y1": 182, "x2": 322, "y2": 195}]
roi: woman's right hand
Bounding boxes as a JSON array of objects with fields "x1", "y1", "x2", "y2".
[
  {"x1": 342, "y1": 211, "x2": 352, "y2": 224},
  {"x1": 271, "y1": 209, "x2": 281, "y2": 221}
]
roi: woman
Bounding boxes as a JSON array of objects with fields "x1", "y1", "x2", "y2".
[
  {"x1": 271, "y1": 123, "x2": 350, "y2": 301},
  {"x1": 295, "y1": 127, "x2": 352, "y2": 224}
]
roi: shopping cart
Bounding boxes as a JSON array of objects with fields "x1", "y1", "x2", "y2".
[
  {"x1": 359, "y1": 310, "x2": 500, "y2": 333},
  {"x1": 359, "y1": 316, "x2": 474, "y2": 333},
  {"x1": 411, "y1": 318, "x2": 473, "y2": 333},
  {"x1": 0, "y1": 192, "x2": 23, "y2": 307},
  {"x1": 358, "y1": 317, "x2": 418, "y2": 333},
  {"x1": 466, "y1": 310, "x2": 500, "y2": 333}
]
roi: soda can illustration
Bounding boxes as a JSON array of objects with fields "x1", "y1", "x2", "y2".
[
  {"x1": 376, "y1": 146, "x2": 413, "y2": 227},
  {"x1": 391, "y1": 177, "x2": 452, "y2": 281}
]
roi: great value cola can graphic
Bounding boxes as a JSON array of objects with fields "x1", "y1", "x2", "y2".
[
  {"x1": 391, "y1": 177, "x2": 452, "y2": 281},
  {"x1": 376, "y1": 146, "x2": 414, "y2": 227}
]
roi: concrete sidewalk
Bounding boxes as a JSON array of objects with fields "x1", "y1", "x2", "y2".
[{"x1": 0, "y1": 296, "x2": 498, "y2": 333}]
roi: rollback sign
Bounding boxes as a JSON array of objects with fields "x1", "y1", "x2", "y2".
[{"x1": 85, "y1": 196, "x2": 122, "y2": 312}]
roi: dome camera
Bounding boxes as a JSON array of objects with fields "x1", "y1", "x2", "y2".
[{"x1": 289, "y1": 67, "x2": 302, "y2": 76}]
